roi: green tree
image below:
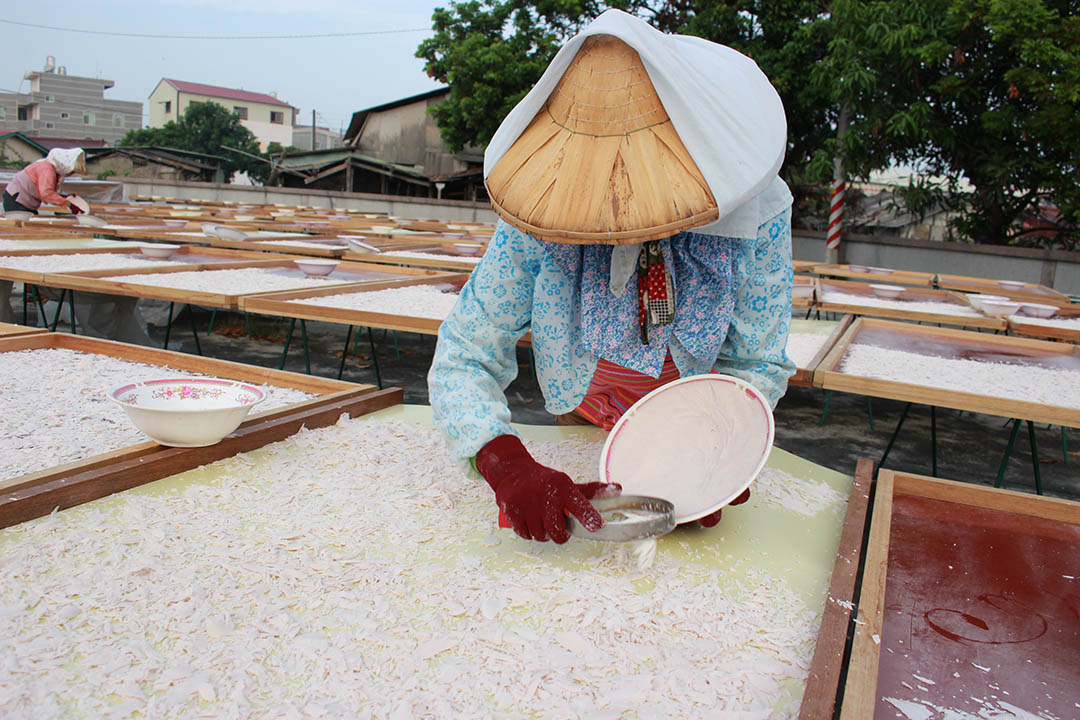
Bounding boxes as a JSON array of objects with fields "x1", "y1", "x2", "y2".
[
  {"x1": 815, "y1": 0, "x2": 1080, "y2": 247},
  {"x1": 118, "y1": 102, "x2": 267, "y2": 181}
]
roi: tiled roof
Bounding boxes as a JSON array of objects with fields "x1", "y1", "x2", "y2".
[{"x1": 162, "y1": 79, "x2": 294, "y2": 108}]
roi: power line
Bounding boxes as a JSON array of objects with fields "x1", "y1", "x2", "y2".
[{"x1": 0, "y1": 19, "x2": 429, "y2": 41}]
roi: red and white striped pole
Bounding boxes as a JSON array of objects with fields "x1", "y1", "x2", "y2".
[{"x1": 826, "y1": 106, "x2": 849, "y2": 264}]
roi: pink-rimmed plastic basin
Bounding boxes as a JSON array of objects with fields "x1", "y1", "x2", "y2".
[
  {"x1": 109, "y1": 378, "x2": 265, "y2": 447},
  {"x1": 600, "y1": 374, "x2": 774, "y2": 523}
]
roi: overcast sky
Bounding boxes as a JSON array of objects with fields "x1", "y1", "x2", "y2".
[{"x1": 1, "y1": 0, "x2": 449, "y2": 135}]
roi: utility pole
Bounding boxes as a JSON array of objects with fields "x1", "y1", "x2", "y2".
[
  {"x1": 312, "y1": 109, "x2": 316, "y2": 151},
  {"x1": 826, "y1": 105, "x2": 849, "y2": 264}
]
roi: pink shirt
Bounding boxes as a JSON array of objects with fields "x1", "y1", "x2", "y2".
[{"x1": 4, "y1": 160, "x2": 69, "y2": 211}]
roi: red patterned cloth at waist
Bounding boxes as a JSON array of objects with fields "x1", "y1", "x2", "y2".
[{"x1": 573, "y1": 354, "x2": 680, "y2": 430}]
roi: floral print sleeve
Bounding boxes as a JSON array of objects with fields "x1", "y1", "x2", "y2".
[
  {"x1": 427, "y1": 222, "x2": 540, "y2": 459},
  {"x1": 713, "y1": 208, "x2": 796, "y2": 407}
]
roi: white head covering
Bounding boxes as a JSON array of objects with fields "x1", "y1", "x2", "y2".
[
  {"x1": 45, "y1": 148, "x2": 84, "y2": 176},
  {"x1": 484, "y1": 9, "x2": 791, "y2": 240}
]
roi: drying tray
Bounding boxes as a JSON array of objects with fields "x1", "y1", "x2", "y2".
[{"x1": 815, "y1": 278, "x2": 1006, "y2": 330}]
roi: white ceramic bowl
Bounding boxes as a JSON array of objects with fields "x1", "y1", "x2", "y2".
[
  {"x1": 139, "y1": 243, "x2": 180, "y2": 259},
  {"x1": 979, "y1": 299, "x2": 1022, "y2": 317},
  {"x1": 600, "y1": 374, "x2": 774, "y2": 523},
  {"x1": 200, "y1": 222, "x2": 222, "y2": 237},
  {"x1": 453, "y1": 243, "x2": 483, "y2": 257},
  {"x1": 109, "y1": 378, "x2": 266, "y2": 447},
  {"x1": 998, "y1": 280, "x2": 1027, "y2": 290},
  {"x1": 1020, "y1": 302, "x2": 1058, "y2": 318},
  {"x1": 343, "y1": 236, "x2": 381, "y2": 253},
  {"x1": 848, "y1": 264, "x2": 869, "y2": 273},
  {"x1": 869, "y1": 266, "x2": 895, "y2": 275},
  {"x1": 294, "y1": 259, "x2": 339, "y2": 277},
  {"x1": 2, "y1": 210, "x2": 33, "y2": 221},
  {"x1": 162, "y1": 219, "x2": 187, "y2": 227},
  {"x1": 869, "y1": 283, "x2": 905, "y2": 300},
  {"x1": 968, "y1": 294, "x2": 1008, "y2": 312},
  {"x1": 76, "y1": 214, "x2": 108, "y2": 228}
]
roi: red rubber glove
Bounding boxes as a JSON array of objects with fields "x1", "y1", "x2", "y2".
[
  {"x1": 698, "y1": 488, "x2": 751, "y2": 528},
  {"x1": 475, "y1": 434, "x2": 620, "y2": 544}
]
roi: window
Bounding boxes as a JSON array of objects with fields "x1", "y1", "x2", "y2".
[
  {"x1": 43, "y1": 95, "x2": 54, "y2": 103},
  {"x1": 163, "y1": 100, "x2": 171, "y2": 113},
  {"x1": 44, "y1": 122, "x2": 54, "y2": 129},
  {"x1": 60, "y1": 111, "x2": 70, "y2": 119},
  {"x1": 270, "y1": 110, "x2": 284, "y2": 124},
  {"x1": 0, "y1": 107, "x2": 5, "y2": 120},
  {"x1": 233, "y1": 106, "x2": 248, "y2": 120},
  {"x1": 17, "y1": 106, "x2": 27, "y2": 121},
  {"x1": 83, "y1": 110, "x2": 96, "y2": 125},
  {"x1": 113, "y1": 113, "x2": 123, "y2": 127}
]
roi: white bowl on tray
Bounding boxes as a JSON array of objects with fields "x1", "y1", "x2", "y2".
[
  {"x1": 2, "y1": 210, "x2": 33, "y2": 221},
  {"x1": 139, "y1": 243, "x2": 180, "y2": 259},
  {"x1": 215, "y1": 226, "x2": 248, "y2": 242},
  {"x1": 979, "y1": 299, "x2": 1022, "y2": 317},
  {"x1": 342, "y1": 236, "x2": 382, "y2": 253},
  {"x1": 294, "y1": 259, "x2": 339, "y2": 277},
  {"x1": 869, "y1": 266, "x2": 895, "y2": 275},
  {"x1": 1020, "y1": 302, "x2": 1058, "y2": 318},
  {"x1": 162, "y1": 219, "x2": 187, "y2": 228},
  {"x1": 453, "y1": 243, "x2": 484, "y2": 257},
  {"x1": 109, "y1": 378, "x2": 266, "y2": 447},
  {"x1": 869, "y1": 283, "x2": 905, "y2": 300},
  {"x1": 968, "y1": 294, "x2": 1008, "y2": 312},
  {"x1": 847, "y1": 264, "x2": 869, "y2": 273},
  {"x1": 76, "y1": 214, "x2": 108, "y2": 228},
  {"x1": 998, "y1": 280, "x2": 1027, "y2": 291},
  {"x1": 200, "y1": 222, "x2": 222, "y2": 237},
  {"x1": 600, "y1": 374, "x2": 774, "y2": 524}
]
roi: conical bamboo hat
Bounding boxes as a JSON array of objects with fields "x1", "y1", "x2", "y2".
[{"x1": 486, "y1": 34, "x2": 718, "y2": 245}]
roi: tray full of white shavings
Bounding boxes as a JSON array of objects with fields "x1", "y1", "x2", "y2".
[
  {"x1": 286, "y1": 284, "x2": 462, "y2": 320},
  {"x1": 0, "y1": 348, "x2": 314, "y2": 480},
  {"x1": 839, "y1": 343, "x2": 1080, "y2": 409},
  {"x1": 0, "y1": 254, "x2": 183, "y2": 272},
  {"x1": 379, "y1": 250, "x2": 482, "y2": 264},
  {"x1": 257, "y1": 239, "x2": 348, "y2": 250},
  {"x1": 821, "y1": 290, "x2": 980, "y2": 317},
  {"x1": 785, "y1": 332, "x2": 833, "y2": 368},
  {"x1": 96, "y1": 268, "x2": 354, "y2": 294},
  {"x1": 1010, "y1": 314, "x2": 1080, "y2": 329},
  {"x1": 0, "y1": 416, "x2": 845, "y2": 719}
]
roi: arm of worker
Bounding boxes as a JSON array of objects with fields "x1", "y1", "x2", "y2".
[
  {"x1": 427, "y1": 221, "x2": 615, "y2": 542},
  {"x1": 27, "y1": 163, "x2": 69, "y2": 209},
  {"x1": 711, "y1": 207, "x2": 797, "y2": 408}
]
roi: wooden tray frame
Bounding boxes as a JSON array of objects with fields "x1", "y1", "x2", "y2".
[
  {"x1": 341, "y1": 248, "x2": 482, "y2": 272},
  {"x1": 797, "y1": 458, "x2": 874, "y2": 720},
  {"x1": 789, "y1": 314, "x2": 853, "y2": 388},
  {"x1": 813, "y1": 317, "x2": 1080, "y2": 427},
  {"x1": 41, "y1": 259, "x2": 452, "y2": 310},
  {"x1": 815, "y1": 277, "x2": 1005, "y2": 330},
  {"x1": 937, "y1": 273, "x2": 1071, "y2": 304},
  {"x1": 838, "y1": 469, "x2": 1080, "y2": 719},
  {"x1": 241, "y1": 273, "x2": 471, "y2": 334},
  {"x1": 811, "y1": 264, "x2": 936, "y2": 287},
  {"x1": 0, "y1": 332, "x2": 395, "y2": 527},
  {"x1": 1008, "y1": 304, "x2": 1080, "y2": 344},
  {"x1": 792, "y1": 274, "x2": 816, "y2": 308},
  {"x1": 0, "y1": 322, "x2": 47, "y2": 338}
]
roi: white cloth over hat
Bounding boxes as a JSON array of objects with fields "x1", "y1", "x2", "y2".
[
  {"x1": 45, "y1": 148, "x2": 84, "y2": 176},
  {"x1": 484, "y1": 9, "x2": 791, "y2": 240}
]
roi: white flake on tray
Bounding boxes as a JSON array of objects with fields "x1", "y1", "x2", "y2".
[
  {"x1": 96, "y1": 267, "x2": 353, "y2": 293},
  {"x1": 840, "y1": 343, "x2": 1080, "y2": 409},
  {"x1": 785, "y1": 332, "x2": 832, "y2": 368},
  {"x1": 822, "y1": 289, "x2": 980, "y2": 317},
  {"x1": 751, "y1": 466, "x2": 848, "y2": 516},
  {"x1": 0, "y1": 418, "x2": 821, "y2": 718},
  {"x1": 0, "y1": 348, "x2": 314, "y2": 480},
  {"x1": 0, "y1": 253, "x2": 183, "y2": 272},
  {"x1": 286, "y1": 284, "x2": 461, "y2": 320},
  {"x1": 1010, "y1": 314, "x2": 1080, "y2": 330},
  {"x1": 379, "y1": 250, "x2": 482, "y2": 264}
]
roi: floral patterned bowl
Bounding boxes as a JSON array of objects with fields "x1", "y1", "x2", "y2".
[{"x1": 109, "y1": 378, "x2": 266, "y2": 447}]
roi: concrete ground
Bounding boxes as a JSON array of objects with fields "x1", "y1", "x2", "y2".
[{"x1": 27, "y1": 296, "x2": 1080, "y2": 503}]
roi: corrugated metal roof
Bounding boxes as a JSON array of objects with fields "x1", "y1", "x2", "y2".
[{"x1": 162, "y1": 79, "x2": 294, "y2": 108}]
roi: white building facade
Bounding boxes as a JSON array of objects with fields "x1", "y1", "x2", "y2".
[{"x1": 149, "y1": 79, "x2": 296, "y2": 150}]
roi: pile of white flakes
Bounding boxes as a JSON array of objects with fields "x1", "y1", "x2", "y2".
[
  {"x1": 0, "y1": 254, "x2": 182, "y2": 272},
  {"x1": 821, "y1": 290, "x2": 980, "y2": 317},
  {"x1": 380, "y1": 250, "x2": 482, "y2": 264},
  {"x1": 257, "y1": 240, "x2": 348, "y2": 250},
  {"x1": 840, "y1": 342, "x2": 1080, "y2": 409},
  {"x1": 1011, "y1": 313, "x2": 1080, "y2": 330},
  {"x1": 287, "y1": 285, "x2": 462, "y2": 320},
  {"x1": 785, "y1": 332, "x2": 833, "y2": 368},
  {"x1": 97, "y1": 268, "x2": 353, "y2": 294},
  {"x1": 0, "y1": 348, "x2": 313, "y2": 480},
  {"x1": 0, "y1": 417, "x2": 831, "y2": 718}
]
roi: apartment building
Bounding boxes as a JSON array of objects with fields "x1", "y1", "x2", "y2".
[
  {"x1": 149, "y1": 79, "x2": 296, "y2": 151},
  {"x1": 0, "y1": 57, "x2": 143, "y2": 145}
]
